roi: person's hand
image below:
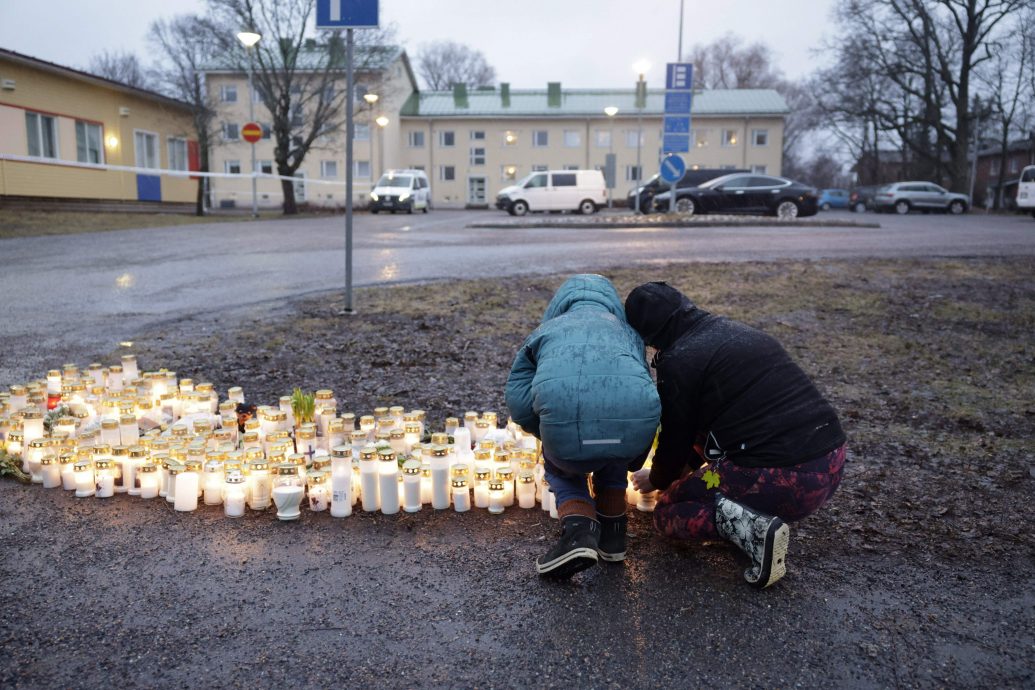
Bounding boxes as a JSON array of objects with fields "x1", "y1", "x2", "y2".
[{"x1": 631, "y1": 468, "x2": 655, "y2": 493}]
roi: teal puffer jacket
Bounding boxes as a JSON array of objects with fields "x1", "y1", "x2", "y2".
[{"x1": 505, "y1": 274, "x2": 661, "y2": 463}]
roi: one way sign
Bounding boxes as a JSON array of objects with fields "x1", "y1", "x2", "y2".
[{"x1": 316, "y1": 0, "x2": 379, "y2": 29}]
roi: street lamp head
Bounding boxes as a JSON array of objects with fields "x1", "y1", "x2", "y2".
[
  {"x1": 604, "y1": 106, "x2": 619, "y2": 117},
  {"x1": 375, "y1": 115, "x2": 390, "y2": 128},
  {"x1": 632, "y1": 60, "x2": 651, "y2": 77},
  {"x1": 363, "y1": 93, "x2": 379, "y2": 105},
  {"x1": 236, "y1": 31, "x2": 262, "y2": 48}
]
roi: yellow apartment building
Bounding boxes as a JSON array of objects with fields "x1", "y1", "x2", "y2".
[{"x1": 0, "y1": 48, "x2": 197, "y2": 205}]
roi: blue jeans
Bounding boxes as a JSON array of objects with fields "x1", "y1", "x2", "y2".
[{"x1": 543, "y1": 450, "x2": 629, "y2": 507}]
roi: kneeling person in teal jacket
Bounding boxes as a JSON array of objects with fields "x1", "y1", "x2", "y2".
[{"x1": 506, "y1": 274, "x2": 661, "y2": 578}]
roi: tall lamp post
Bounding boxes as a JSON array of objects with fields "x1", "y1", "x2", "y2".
[
  {"x1": 604, "y1": 106, "x2": 618, "y2": 208},
  {"x1": 375, "y1": 115, "x2": 389, "y2": 174},
  {"x1": 363, "y1": 93, "x2": 378, "y2": 187},
  {"x1": 632, "y1": 60, "x2": 650, "y2": 214},
  {"x1": 237, "y1": 30, "x2": 261, "y2": 218}
]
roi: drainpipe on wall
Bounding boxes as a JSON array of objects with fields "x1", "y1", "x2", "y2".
[
  {"x1": 585, "y1": 119, "x2": 591, "y2": 169},
  {"x1": 428, "y1": 118, "x2": 434, "y2": 206},
  {"x1": 743, "y1": 117, "x2": 749, "y2": 170}
]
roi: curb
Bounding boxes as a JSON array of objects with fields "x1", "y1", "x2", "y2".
[{"x1": 468, "y1": 217, "x2": 883, "y2": 230}]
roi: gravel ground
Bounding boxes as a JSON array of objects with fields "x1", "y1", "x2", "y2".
[{"x1": 2, "y1": 257, "x2": 1033, "y2": 688}]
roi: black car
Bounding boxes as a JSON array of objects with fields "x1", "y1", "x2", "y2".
[
  {"x1": 627, "y1": 168, "x2": 748, "y2": 213},
  {"x1": 652, "y1": 173, "x2": 818, "y2": 218}
]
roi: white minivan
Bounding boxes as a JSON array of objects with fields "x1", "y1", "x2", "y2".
[
  {"x1": 495, "y1": 170, "x2": 607, "y2": 216},
  {"x1": 1017, "y1": 165, "x2": 1035, "y2": 219},
  {"x1": 369, "y1": 169, "x2": 431, "y2": 214}
]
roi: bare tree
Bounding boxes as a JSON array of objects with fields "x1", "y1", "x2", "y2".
[
  {"x1": 416, "y1": 41, "x2": 495, "y2": 90},
  {"x1": 206, "y1": 0, "x2": 398, "y2": 214},
  {"x1": 88, "y1": 50, "x2": 150, "y2": 89},
  {"x1": 149, "y1": 15, "x2": 221, "y2": 216}
]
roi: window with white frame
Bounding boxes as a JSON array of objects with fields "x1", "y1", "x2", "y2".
[
  {"x1": 355, "y1": 160, "x2": 371, "y2": 178},
  {"x1": 595, "y1": 130, "x2": 611, "y2": 148},
  {"x1": 470, "y1": 130, "x2": 485, "y2": 141},
  {"x1": 75, "y1": 120, "x2": 103, "y2": 164},
  {"x1": 695, "y1": 129, "x2": 709, "y2": 148},
  {"x1": 225, "y1": 160, "x2": 241, "y2": 175},
  {"x1": 563, "y1": 130, "x2": 581, "y2": 147},
  {"x1": 25, "y1": 111, "x2": 58, "y2": 158},
  {"x1": 751, "y1": 164, "x2": 768, "y2": 174},
  {"x1": 564, "y1": 164, "x2": 579, "y2": 170},
  {"x1": 223, "y1": 122, "x2": 239, "y2": 141},
  {"x1": 625, "y1": 130, "x2": 644, "y2": 147},
  {"x1": 1009, "y1": 159, "x2": 1019, "y2": 174},
  {"x1": 625, "y1": 165, "x2": 642, "y2": 181},
  {"x1": 470, "y1": 147, "x2": 485, "y2": 165},
  {"x1": 721, "y1": 129, "x2": 739, "y2": 147},
  {"x1": 752, "y1": 129, "x2": 769, "y2": 147},
  {"x1": 439, "y1": 130, "x2": 455, "y2": 147},
  {"x1": 167, "y1": 137, "x2": 189, "y2": 171},
  {"x1": 220, "y1": 85, "x2": 238, "y2": 102},
  {"x1": 501, "y1": 165, "x2": 518, "y2": 181},
  {"x1": 354, "y1": 123, "x2": 370, "y2": 141},
  {"x1": 134, "y1": 131, "x2": 159, "y2": 169},
  {"x1": 257, "y1": 160, "x2": 274, "y2": 174},
  {"x1": 532, "y1": 164, "x2": 548, "y2": 172},
  {"x1": 533, "y1": 130, "x2": 549, "y2": 147},
  {"x1": 408, "y1": 130, "x2": 425, "y2": 148},
  {"x1": 321, "y1": 160, "x2": 338, "y2": 178},
  {"x1": 440, "y1": 165, "x2": 455, "y2": 181}
]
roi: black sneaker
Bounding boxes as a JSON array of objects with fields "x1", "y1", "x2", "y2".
[
  {"x1": 536, "y1": 516, "x2": 600, "y2": 578},
  {"x1": 596, "y1": 514, "x2": 627, "y2": 562}
]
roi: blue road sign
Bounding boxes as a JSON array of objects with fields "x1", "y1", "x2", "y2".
[
  {"x1": 666, "y1": 63, "x2": 694, "y2": 90},
  {"x1": 663, "y1": 134, "x2": 691, "y2": 154},
  {"x1": 664, "y1": 116, "x2": 691, "y2": 134},
  {"x1": 664, "y1": 91, "x2": 692, "y2": 113},
  {"x1": 660, "y1": 154, "x2": 686, "y2": 184},
  {"x1": 316, "y1": 0, "x2": 379, "y2": 29}
]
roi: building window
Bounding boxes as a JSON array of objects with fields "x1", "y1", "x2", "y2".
[
  {"x1": 439, "y1": 130, "x2": 455, "y2": 147},
  {"x1": 563, "y1": 130, "x2": 581, "y2": 147},
  {"x1": 411, "y1": 165, "x2": 425, "y2": 171},
  {"x1": 75, "y1": 121, "x2": 103, "y2": 164},
  {"x1": 470, "y1": 130, "x2": 485, "y2": 141},
  {"x1": 25, "y1": 111, "x2": 58, "y2": 159},
  {"x1": 595, "y1": 130, "x2": 611, "y2": 148},
  {"x1": 563, "y1": 164, "x2": 578, "y2": 170},
  {"x1": 440, "y1": 165, "x2": 455, "y2": 181},
  {"x1": 134, "y1": 131, "x2": 159, "y2": 169},
  {"x1": 354, "y1": 123, "x2": 370, "y2": 141},
  {"x1": 625, "y1": 130, "x2": 644, "y2": 147},
  {"x1": 695, "y1": 129, "x2": 709, "y2": 148},
  {"x1": 751, "y1": 164, "x2": 768, "y2": 174},
  {"x1": 167, "y1": 137, "x2": 188, "y2": 171},
  {"x1": 503, "y1": 130, "x2": 518, "y2": 146},
  {"x1": 320, "y1": 160, "x2": 338, "y2": 178},
  {"x1": 625, "y1": 165, "x2": 642, "y2": 181},
  {"x1": 261, "y1": 123, "x2": 272, "y2": 139},
  {"x1": 408, "y1": 131, "x2": 425, "y2": 148},
  {"x1": 356, "y1": 160, "x2": 371, "y2": 178},
  {"x1": 1009, "y1": 159, "x2": 1019, "y2": 174},
  {"x1": 752, "y1": 129, "x2": 769, "y2": 147},
  {"x1": 470, "y1": 147, "x2": 485, "y2": 166},
  {"x1": 533, "y1": 130, "x2": 549, "y2": 147},
  {"x1": 225, "y1": 160, "x2": 241, "y2": 175},
  {"x1": 720, "y1": 164, "x2": 737, "y2": 170},
  {"x1": 501, "y1": 165, "x2": 518, "y2": 181},
  {"x1": 223, "y1": 123, "x2": 239, "y2": 141},
  {"x1": 258, "y1": 160, "x2": 274, "y2": 175},
  {"x1": 290, "y1": 104, "x2": 303, "y2": 127},
  {"x1": 532, "y1": 164, "x2": 548, "y2": 172},
  {"x1": 722, "y1": 129, "x2": 739, "y2": 147},
  {"x1": 990, "y1": 159, "x2": 1000, "y2": 175},
  {"x1": 220, "y1": 85, "x2": 237, "y2": 103}
]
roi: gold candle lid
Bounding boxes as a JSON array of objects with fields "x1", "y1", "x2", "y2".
[
  {"x1": 359, "y1": 446, "x2": 378, "y2": 462},
  {"x1": 444, "y1": 417, "x2": 459, "y2": 428},
  {"x1": 378, "y1": 449, "x2": 397, "y2": 463},
  {"x1": 389, "y1": 428, "x2": 405, "y2": 440},
  {"x1": 20, "y1": 406, "x2": 43, "y2": 420},
  {"x1": 275, "y1": 463, "x2": 297, "y2": 476},
  {"x1": 430, "y1": 433, "x2": 449, "y2": 445},
  {"x1": 430, "y1": 445, "x2": 449, "y2": 458},
  {"x1": 331, "y1": 445, "x2": 352, "y2": 459},
  {"x1": 497, "y1": 468, "x2": 514, "y2": 480},
  {"x1": 451, "y1": 478, "x2": 468, "y2": 489},
  {"x1": 40, "y1": 453, "x2": 57, "y2": 465},
  {"x1": 404, "y1": 422, "x2": 421, "y2": 435},
  {"x1": 138, "y1": 462, "x2": 157, "y2": 473},
  {"x1": 451, "y1": 463, "x2": 469, "y2": 477},
  {"x1": 58, "y1": 451, "x2": 76, "y2": 465},
  {"x1": 94, "y1": 458, "x2": 113, "y2": 470},
  {"x1": 224, "y1": 471, "x2": 244, "y2": 484},
  {"x1": 518, "y1": 471, "x2": 536, "y2": 484},
  {"x1": 315, "y1": 390, "x2": 334, "y2": 400},
  {"x1": 474, "y1": 449, "x2": 491, "y2": 461},
  {"x1": 403, "y1": 459, "x2": 421, "y2": 475},
  {"x1": 373, "y1": 406, "x2": 389, "y2": 417},
  {"x1": 489, "y1": 480, "x2": 504, "y2": 491},
  {"x1": 249, "y1": 459, "x2": 269, "y2": 471},
  {"x1": 475, "y1": 470, "x2": 491, "y2": 482}
]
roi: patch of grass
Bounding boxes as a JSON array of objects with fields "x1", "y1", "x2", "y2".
[{"x1": 0, "y1": 209, "x2": 324, "y2": 239}]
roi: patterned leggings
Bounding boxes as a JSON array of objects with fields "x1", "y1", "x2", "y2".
[{"x1": 653, "y1": 444, "x2": 846, "y2": 541}]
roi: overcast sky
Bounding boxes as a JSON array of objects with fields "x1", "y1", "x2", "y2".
[{"x1": 0, "y1": 0, "x2": 838, "y2": 88}]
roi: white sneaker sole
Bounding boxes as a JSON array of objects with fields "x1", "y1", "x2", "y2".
[
  {"x1": 536, "y1": 547, "x2": 598, "y2": 576},
  {"x1": 596, "y1": 548, "x2": 626, "y2": 562}
]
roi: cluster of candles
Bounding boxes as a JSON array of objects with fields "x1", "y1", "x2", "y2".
[{"x1": 0, "y1": 356, "x2": 660, "y2": 521}]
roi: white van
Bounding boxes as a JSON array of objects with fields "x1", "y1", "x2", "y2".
[
  {"x1": 369, "y1": 169, "x2": 431, "y2": 214},
  {"x1": 1018, "y1": 165, "x2": 1035, "y2": 219},
  {"x1": 495, "y1": 170, "x2": 607, "y2": 216}
]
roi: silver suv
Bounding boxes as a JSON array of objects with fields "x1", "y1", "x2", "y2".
[{"x1": 874, "y1": 181, "x2": 969, "y2": 215}]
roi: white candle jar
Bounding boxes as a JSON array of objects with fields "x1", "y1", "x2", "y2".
[
  {"x1": 203, "y1": 458, "x2": 224, "y2": 505},
  {"x1": 330, "y1": 446, "x2": 353, "y2": 518},
  {"x1": 272, "y1": 463, "x2": 304, "y2": 521},
  {"x1": 223, "y1": 472, "x2": 246, "y2": 517},
  {"x1": 488, "y1": 480, "x2": 506, "y2": 515},
  {"x1": 473, "y1": 420, "x2": 491, "y2": 445},
  {"x1": 326, "y1": 418, "x2": 346, "y2": 453},
  {"x1": 25, "y1": 438, "x2": 48, "y2": 482},
  {"x1": 6, "y1": 430, "x2": 23, "y2": 461},
  {"x1": 402, "y1": 460, "x2": 422, "y2": 512},
  {"x1": 111, "y1": 445, "x2": 130, "y2": 494},
  {"x1": 95, "y1": 459, "x2": 115, "y2": 498},
  {"x1": 358, "y1": 446, "x2": 380, "y2": 512},
  {"x1": 247, "y1": 460, "x2": 272, "y2": 510},
  {"x1": 174, "y1": 461, "x2": 201, "y2": 511},
  {"x1": 444, "y1": 417, "x2": 459, "y2": 437},
  {"x1": 307, "y1": 471, "x2": 330, "y2": 512},
  {"x1": 389, "y1": 429, "x2": 406, "y2": 457},
  {"x1": 541, "y1": 480, "x2": 553, "y2": 513},
  {"x1": 473, "y1": 470, "x2": 490, "y2": 509},
  {"x1": 138, "y1": 462, "x2": 159, "y2": 499},
  {"x1": 430, "y1": 445, "x2": 451, "y2": 509},
  {"x1": 420, "y1": 464, "x2": 432, "y2": 505},
  {"x1": 59, "y1": 451, "x2": 77, "y2": 490},
  {"x1": 40, "y1": 453, "x2": 61, "y2": 488},
  {"x1": 107, "y1": 365, "x2": 124, "y2": 392},
  {"x1": 121, "y1": 354, "x2": 139, "y2": 381},
  {"x1": 165, "y1": 462, "x2": 184, "y2": 504},
  {"x1": 378, "y1": 449, "x2": 400, "y2": 515},
  {"x1": 73, "y1": 460, "x2": 95, "y2": 497},
  {"x1": 227, "y1": 386, "x2": 244, "y2": 404},
  {"x1": 517, "y1": 471, "x2": 537, "y2": 508},
  {"x1": 497, "y1": 468, "x2": 515, "y2": 507},
  {"x1": 452, "y1": 478, "x2": 470, "y2": 512}
]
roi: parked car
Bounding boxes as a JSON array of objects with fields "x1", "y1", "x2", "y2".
[
  {"x1": 652, "y1": 173, "x2": 818, "y2": 218},
  {"x1": 1017, "y1": 165, "x2": 1035, "y2": 219},
  {"x1": 872, "y1": 181, "x2": 969, "y2": 215},
  {"x1": 818, "y1": 188, "x2": 850, "y2": 210},
  {"x1": 496, "y1": 169, "x2": 607, "y2": 215},
  {"x1": 369, "y1": 169, "x2": 431, "y2": 214},
  {"x1": 849, "y1": 186, "x2": 880, "y2": 213},
  {"x1": 627, "y1": 168, "x2": 748, "y2": 213}
]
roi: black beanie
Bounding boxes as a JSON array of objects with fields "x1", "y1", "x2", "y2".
[{"x1": 625, "y1": 282, "x2": 693, "y2": 347}]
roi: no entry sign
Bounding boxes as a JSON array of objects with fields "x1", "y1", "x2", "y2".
[{"x1": 242, "y1": 122, "x2": 262, "y2": 144}]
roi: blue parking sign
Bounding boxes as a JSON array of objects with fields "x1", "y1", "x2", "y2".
[
  {"x1": 316, "y1": 0, "x2": 379, "y2": 28},
  {"x1": 663, "y1": 134, "x2": 691, "y2": 154},
  {"x1": 664, "y1": 91, "x2": 692, "y2": 113},
  {"x1": 666, "y1": 63, "x2": 694, "y2": 90},
  {"x1": 664, "y1": 116, "x2": 691, "y2": 134}
]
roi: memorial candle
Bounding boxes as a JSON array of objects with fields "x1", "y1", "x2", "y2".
[
  {"x1": 9, "y1": 385, "x2": 28, "y2": 412},
  {"x1": 203, "y1": 456, "x2": 224, "y2": 505},
  {"x1": 473, "y1": 470, "x2": 490, "y2": 509},
  {"x1": 488, "y1": 480, "x2": 506, "y2": 515},
  {"x1": 430, "y1": 445, "x2": 450, "y2": 509},
  {"x1": 174, "y1": 460, "x2": 201, "y2": 512},
  {"x1": 497, "y1": 468, "x2": 515, "y2": 507},
  {"x1": 73, "y1": 459, "x2": 95, "y2": 497},
  {"x1": 420, "y1": 464, "x2": 432, "y2": 505},
  {"x1": 444, "y1": 417, "x2": 459, "y2": 437},
  {"x1": 121, "y1": 354, "x2": 138, "y2": 381},
  {"x1": 247, "y1": 459, "x2": 272, "y2": 510},
  {"x1": 227, "y1": 386, "x2": 244, "y2": 404},
  {"x1": 517, "y1": 471, "x2": 537, "y2": 508},
  {"x1": 359, "y1": 446, "x2": 380, "y2": 512},
  {"x1": 107, "y1": 365, "x2": 124, "y2": 392},
  {"x1": 55, "y1": 415, "x2": 76, "y2": 439},
  {"x1": 272, "y1": 463, "x2": 304, "y2": 521},
  {"x1": 124, "y1": 447, "x2": 146, "y2": 495},
  {"x1": 637, "y1": 490, "x2": 658, "y2": 513},
  {"x1": 326, "y1": 418, "x2": 345, "y2": 453},
  {"x1": 223, "y1": 472, "x2": 245, "y2": 517},
  {"x1": 378, "y1": 449, "x2": 400, "y2": 515},
  {"x1": 26, "y1": 438, "x2": 48, "y2": 482},
  {"x1": 94, "y1": 458, "x2": 115, "y2": 498},
  {"x1": 389, "y1": 429, "x2": 406, "y2": 456},
  {"x1": 59, "y1": 451, "x2": 77, "y2": 490},
  {"x1": 138, "y1": 462, "x2": 159, "y2": 499},
  {"x1": 402, "y1": 460, "x2": 421, "y2": 513},
  {"x1": 6, "y1": 430, "x2": 22, "y2": 461},
  {"x1": 330, "y1": 446, "x2": 353, "y2": 518},
  {"x1": 452, "y1": 478, "x2": 470, "y2": 512},
  {"x1": 21, "y1": 406, "x2": 44, "y2": 446},
  {"x1": 307, "y1": 471, "x2": 329, "y2": 512},
  {"x1": 359, "y1": 415, "x2": 376, "y2": 441},
  {"x1": 40, "y1": 453, "x2": 61, "y2": 488}
]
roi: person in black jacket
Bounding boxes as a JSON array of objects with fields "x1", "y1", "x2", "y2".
[{"x1": 624, "y1": 282, "x2": 846, "y2": 588}]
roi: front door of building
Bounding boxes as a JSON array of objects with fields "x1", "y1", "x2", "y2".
[
  {"x1": 293, "y1": 173, "x2": 307, "y2": 203},
  {"x1": 467, "y1": 176, "x2": 486, "y2": 207}
]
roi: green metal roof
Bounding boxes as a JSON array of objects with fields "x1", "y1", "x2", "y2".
[{"x1": 400, "y1": 88, "x2": 788, "y2": 118}]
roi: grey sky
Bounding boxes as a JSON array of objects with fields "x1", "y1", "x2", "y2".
[{"x1": 0, "y1": 0, "x2": 837, "y2": 88}]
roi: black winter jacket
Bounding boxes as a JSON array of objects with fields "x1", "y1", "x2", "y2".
[{"x1": 625, "y1": 282, "x2": 846, "y2": 491}]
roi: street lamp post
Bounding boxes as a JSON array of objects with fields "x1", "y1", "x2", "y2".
[
  {"x1": 604, "y1": 106, "x2": 618, "y2": 208},
  {"x1": 633, "y1": 60, "x2": 650, "y2": 214},
  {"x1": 237, "y1": 30, "x2": 261, "y2": 218},
  {"x1": 375, "y1": 115, "x2": 389, "y2": 174},
  {"x1": 363, "y1": 93, "x2": 378, "y2": 187}
]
